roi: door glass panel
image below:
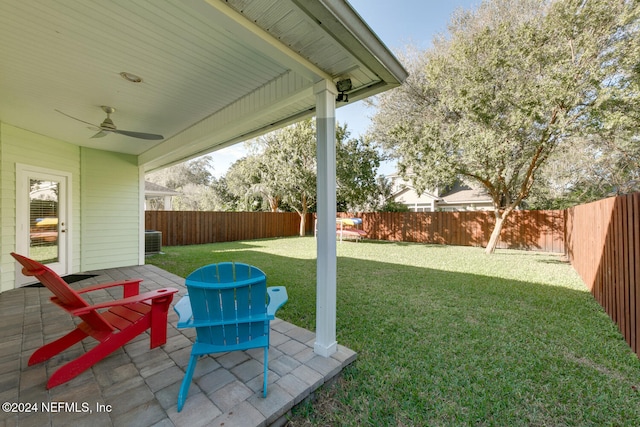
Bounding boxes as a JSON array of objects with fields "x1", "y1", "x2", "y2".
[{"x1": 29, "y1": 179, "x2": 59, "y2": 264}]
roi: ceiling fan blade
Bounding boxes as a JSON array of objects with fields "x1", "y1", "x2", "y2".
[
  {"x1": 91, "y1": 130, "x2": 108, "y2": 138},
  {"x1": 57, "y1": 107, "x2": 163, "y2": 141},
  {"x1": 111, "y1": 129, "x2": 164, "y2": 140},
  {"x1": 55, "y1": 109, "x2": 99, "y2": 128}
]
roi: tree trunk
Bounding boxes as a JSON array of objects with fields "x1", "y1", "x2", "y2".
[
  {"x1": 485, "y1": 210, "x2": 507, "y2": 254},
  {"x1": 299, "y1": 212, "x2": 306, "y2": 236},
  {"x1": 298, "y1": 194, "x2": 308, "y2": 237},
  {"x1": 268, "y1": 195, "x2": 280, "y2": 212}
]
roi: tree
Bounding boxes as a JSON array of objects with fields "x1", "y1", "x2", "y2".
[
  {"x1": 527, "y1": 0, "x2": 640, "y2": 209},
  {"x1": 257, "y1": 119, "x2": 386, "y2": 232},
  {"x1": 527, "y1": 133, "x2": 640, "y2": 209},
  {"x1": 208, "y1": 176, "x2": 240, "y2": 211},
  {"x1": 221, "y1": 120, "x2": 384, "y2": 233},
  {"x1": 146, "y1": 156, "x2": 213, "y2": 189},
  {"x1": 336, "y1": 135, "x2": 382, "y2": 212},
  {"x1": 225, "y1": 155, "x2": 279, "y2": 212},
  {"x1": 371, "y1": 0, "x2": 640, "y2": 253},
  {"x1": 146, "y1": 155, "x2": 218, "y2": 211},
  {"x1": 259, "y1": 119, "x2": 318, "y2": 235}
]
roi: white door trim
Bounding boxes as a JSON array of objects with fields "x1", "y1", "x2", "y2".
[{"x1": 15, "y1": 164, "x2": 72, "y2": 286}]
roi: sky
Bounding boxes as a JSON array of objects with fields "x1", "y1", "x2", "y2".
[{"x1": 209, "y1": 0, "x2": 481, "y2": 177}]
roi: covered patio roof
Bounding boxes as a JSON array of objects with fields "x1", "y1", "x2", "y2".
[
  {"x1": 0, "y1": 0, "x2": 406, "y2": 369},
  {"x1": 0, "y1": 0, "x2": 407, "y2": 171}
]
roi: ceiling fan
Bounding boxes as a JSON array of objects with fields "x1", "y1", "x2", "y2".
[{"x1": 56, "y1": 106, "x2": 164, "y2": 140}]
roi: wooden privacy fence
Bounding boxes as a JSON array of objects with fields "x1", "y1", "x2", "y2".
[
  {"x1": 340, "y1": 210, "x2": 565, "y2": 253},
  {"x1": 146, "y1": 210, "x2": 565, "y2": 252},
  {"x1": 566, "y1": 193, "x2": 640, "y2": 357},
  {"x1": 145, "y1": 211, "x2": 313, "y2": 246}
]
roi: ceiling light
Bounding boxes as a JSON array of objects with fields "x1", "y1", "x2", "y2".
[{"x1": 120, "y1": 72, "x2": 143, "y2": 83}]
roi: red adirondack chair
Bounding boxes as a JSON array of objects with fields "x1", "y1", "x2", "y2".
[{"x1": 11, "y1": 252, "x2": 178, "y2": 389}]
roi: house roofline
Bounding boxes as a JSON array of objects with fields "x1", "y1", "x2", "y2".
[{"x1": 295, "y1": 0, "x2": 409, "y2": 86}]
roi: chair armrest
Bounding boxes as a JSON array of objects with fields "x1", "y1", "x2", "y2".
[
  {"x1": 76, "y1": 279, "x2": 143, "y2": 298},
  {"x1": 267, "y1": 286, "x2": 288, "y2": 318},
  {"x1": 71, "y1": 287, "x2": 178, "y2": 315},
  {"x1": 174, "y1": 295, "x2": 193, "y2": 328}
]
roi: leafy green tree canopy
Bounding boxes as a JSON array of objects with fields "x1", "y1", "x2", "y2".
[
  {"x1": 218, "y1": 119, "x2": 384, "y2": 234},
  {"x1": 146, "y1": 155, "x2": 217, "y2": 210},
  {"x1": 371, "y1": 0, "x2": 640, "y2": 253},
  {"x1": 147, "y1": 156, "x2": 213, "y2": 189},
  {"x1": 336, "y1": 135, "x2": 382, "y2": 212},
  {"x1": 225, "y1": 155, "x2": 275, "y2": 212},
  {"x1": 258, "y1": 119, "x2": 318, "y2": 235}
]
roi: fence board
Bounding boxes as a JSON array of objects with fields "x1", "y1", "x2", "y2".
[
  {"x1": 336, "y1": 210, "x2": 564, "y2": 252},
  {"x1": 565, "y1": 193, "x2": 640, "y2": 359},
  {"x1": 634, "y1": 193, "x2": 640, "y2": 355},
  {"x1": 148, "y1": 209, "x2": 565, "y2": 252},
  {"x1": 145, "y1": 211, "x2": 313, "y2": 246}
]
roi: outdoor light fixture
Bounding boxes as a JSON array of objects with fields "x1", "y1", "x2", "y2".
[
  {"x1": 336, "y1": 78, "x2": 352, "y2": 102},
  {"x1": 119, "y1": 71, "x2": 143, "y2": 83}
]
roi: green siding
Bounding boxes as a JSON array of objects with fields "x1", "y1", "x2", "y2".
[
  {"x1": 0, "y1": 123, "x2": 143, "y2": 292},
  {"x1": 0, "y1": 124, "x2": 80, "y2": 292},
  {"x1": 80, "y1": 148, "x2": 141, "y2": 271}
]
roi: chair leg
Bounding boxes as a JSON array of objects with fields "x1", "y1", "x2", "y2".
[
  {"x1": 263, "y1": 346, "x2": 268, "y2": 397},
  {"x1": 150, "y1": 294, "x2": 173, "y2": 348},
  {"x1": 177, "y1": 354, "x2": 199, "y2": 412},
  {"x1": 45, "y1": 322, "x2": 147, "y2": 389},
  {"x1": 29, "y1": 328, "x2": 87, "y2": 366}
]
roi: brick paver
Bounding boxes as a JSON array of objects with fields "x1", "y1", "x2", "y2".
[{"x1": 0, "y1": 264, "x2": 356, "y2": 426}]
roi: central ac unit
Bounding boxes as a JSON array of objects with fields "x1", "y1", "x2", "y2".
[{"x1": 145, "y1": 231, "x2": 162, "y2": 255}]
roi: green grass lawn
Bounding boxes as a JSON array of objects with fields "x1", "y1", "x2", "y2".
[{"x1": 146, "y1": 237, "x2": 640, "y2": 426}]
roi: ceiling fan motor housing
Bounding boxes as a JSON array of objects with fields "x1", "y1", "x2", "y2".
[
  {"x1": 100, "y1": 117, "x2": 117, "y2": 130},
  {"x1": 100, "y1": 106, "x2": 117, "y2": 130}
]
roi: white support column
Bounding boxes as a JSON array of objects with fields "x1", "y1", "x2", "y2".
[{"x1": 314, "y1": 79, "x2": 338, "y2": 357}]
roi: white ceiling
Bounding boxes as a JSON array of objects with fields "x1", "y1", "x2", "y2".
[{"x1": 0, "y1": 0, "x2": 407, "y2": 171}]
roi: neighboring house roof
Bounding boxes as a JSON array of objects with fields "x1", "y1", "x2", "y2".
[
  {"x1": 144, "y1": 181, "x2": 180, "y2": 198},
  {"x1": 393, "y1": 186, "x2": 439, "y2": 204},
  {"x1": 389, "y1": 174, "x2": 494, "y2": 210},
  {"x1": 439, "y1": 182, "x2": 493, "y2": 205},
  {"x1": 0, "y1": 0, "x2": 408, "y2": 172}
]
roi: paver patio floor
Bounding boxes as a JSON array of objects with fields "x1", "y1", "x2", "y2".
[{"x1": 0, "y1": 264, "x2": 356, "y2": 427}]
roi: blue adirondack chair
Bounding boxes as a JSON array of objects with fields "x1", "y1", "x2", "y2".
[{"x1": 174, "y1": 262, "x2": 288, "y2": 412}]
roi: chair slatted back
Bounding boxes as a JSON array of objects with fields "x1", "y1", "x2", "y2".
[
  {"x1": 185, "y1": 262, "x2": 268, "y2": 347},
  {"x1": 11, "y1": 252, "x2": 114, "y2": 334}
]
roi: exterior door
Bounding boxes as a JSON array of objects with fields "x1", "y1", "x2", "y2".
[{"x1": 15, "y1": 165, "x2": 71, "y2": 286}]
